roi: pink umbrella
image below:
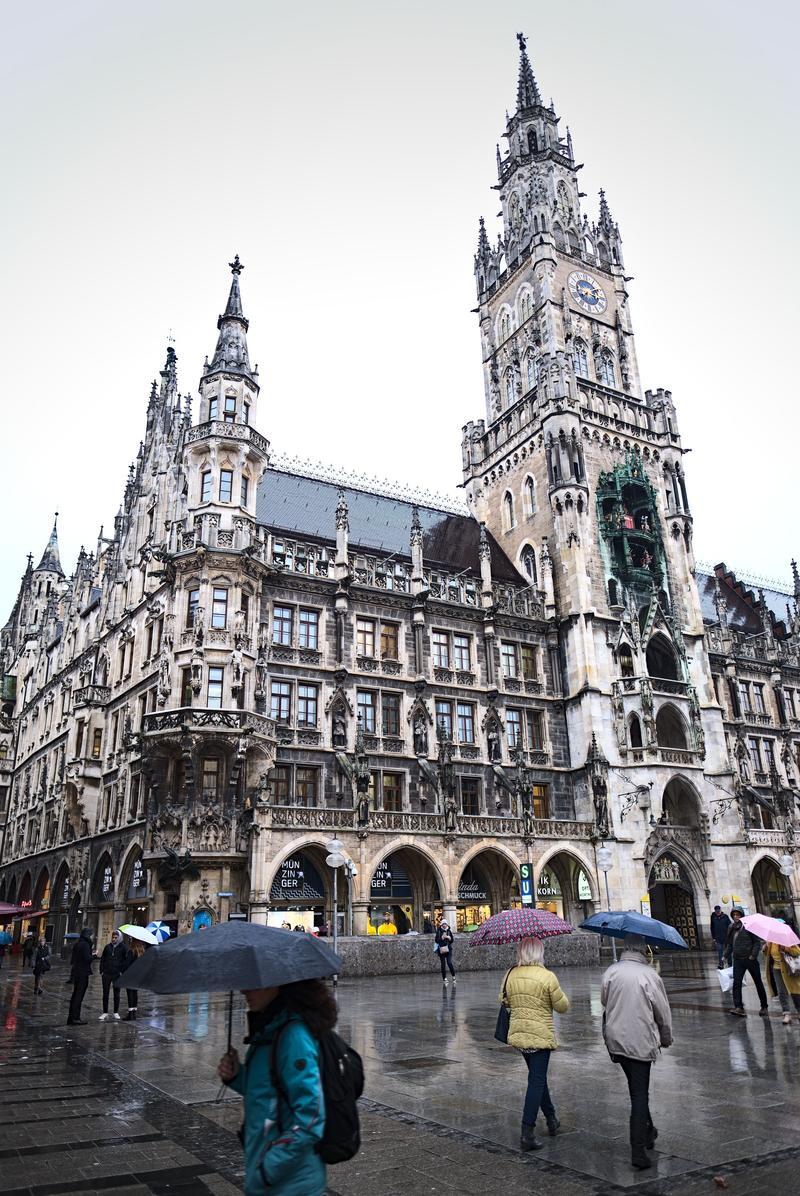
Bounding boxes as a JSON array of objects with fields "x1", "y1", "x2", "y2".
[
  {"x1": 741, "y1": 913, "x2": 800, "y2": 948},
  {"x1": 471, "y1": 907, "x2": 573, "y2": 945}
]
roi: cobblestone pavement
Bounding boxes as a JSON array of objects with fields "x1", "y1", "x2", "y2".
[{"x1": 1, "y1": 952, "x2": 798, "y2": 1194}]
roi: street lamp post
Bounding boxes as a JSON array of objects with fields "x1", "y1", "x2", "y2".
[
  {"x1": 325, "y1": 837, "x2": 346, "y2": 977},
  {"x1": 596, "y1": 842, "x2": 618, "y2": 962}
]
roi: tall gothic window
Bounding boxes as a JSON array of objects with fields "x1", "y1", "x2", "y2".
[
  {"x1": 519, "y1": 290, "x2": 534, "y2": 322},
  {"x1": 503, "y1": 492, "x2": 515, "y2": 531},
  {"x1": 499, "y1": 312, "x2": 511, "y2": 341},
  {"x1": 523, "y1": 475, "x2": 536, "y2": 517},
  {"x1": 573, "y1": 339, "x2": 589, "y2": 377},
  {"x1": 526, "y1": 353, "x2": 538, "y2": 390},
  {"x1": 521, "y1": 546, "x2": 537, "y2": 583},
  {"x1": 505, "y1": 371, "x2": 516, "y2": 408},
  {"x1": 599, "y1": 351, "x2": 616, "y2": 388}
]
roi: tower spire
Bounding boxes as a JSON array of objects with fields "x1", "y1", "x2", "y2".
[
  {"x1": 516, "y1": 32, "x2": 541, "y2": 111},
  {"x1": 35, "y1": 512, "x2": 64, "y2": 576},
  {"x1": 206, "y1": 255, "x2": 255, "y2": 381}
]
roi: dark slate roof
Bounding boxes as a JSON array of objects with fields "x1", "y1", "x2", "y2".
[
  {"x1": 696, "y1": 567, "x2": 793, "y2": 635},
  {"x1": 256, "y1": 469, "x2": 523, "y2": 581}
]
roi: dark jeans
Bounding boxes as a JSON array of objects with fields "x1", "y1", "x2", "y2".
[
  {"x1": 616, "y1": 1055, "x2": 653, "y2": 1152},
  {"x1": 715, "y1": 939, "x2": 726, "y2": 966},
  {"x1": 522, "y1": 1049, "x2": 555, "y2": 1127},
  {"x1": 22, "y1": 954, "x2": 33, "y2": 968},
  {"x1": 102, "y1": 975, "x2": 121, "y2": 1013},
  {"x1": 439, "y1": 951, "x2": 455, "y2": 979},
  {"x1": 126, "y1": 989, "x2": 138, "y2": 1008},
  {"x1": 68, "y1": 976, "x2": 89, "y2": 1022},
  {"x1": 732, "y1": 958, "x2": 768, "y2": 1010}
]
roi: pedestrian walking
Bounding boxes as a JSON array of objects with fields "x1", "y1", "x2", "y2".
[
  {"x1": 0, "y1": 927, "x2": 11, "y2": 968},
  {"x1": 32, "y1": 936, "x2": 51, "y2": 994},
  {"x1": 99, "y1": 930, "x2": 127, "y2": 1020},
  {"x1": 710, "y1": 904, "x2": 731, "y2": 967},
  {"x1": 763, "y1": 911, "x2": 800, "y2": 1025},
  {"x1": 67, "y1": 927, "x2": 94, "y2": 1025},
  {"x1": 499, "y1": 935, "x2": 569, "y2": 1152},
  {"x1": 22, "y1": 931, "x2": 35, "y2": 968},
  {"x1": 217, "y1": 978, "x2": 336, "y2": 1196},
  {"x1": 601, "y1": 934, "x2": 673, "y2": 1171},
  {"x1": 724, "y1": 907, "x2": 768, "y2": 1017},
  {"x1": 435, "y1": 920, "x2": 456, "y2": 987},
  {"x1": 123, "y1": 938, "x2": 144, "y2": 1019}
]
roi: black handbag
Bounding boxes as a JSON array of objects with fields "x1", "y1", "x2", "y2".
[{"x1": 494, "y1": 968, "x2": 514, "y2": 1043}]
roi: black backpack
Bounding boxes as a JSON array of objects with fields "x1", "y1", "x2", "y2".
[{"x1": 270, "y1": 1025, "x2": 364, "y2": 1164}]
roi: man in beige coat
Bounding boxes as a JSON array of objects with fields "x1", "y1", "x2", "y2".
[{"x1": 601, "y1": 936, "x2": 673, "y2": 1170}]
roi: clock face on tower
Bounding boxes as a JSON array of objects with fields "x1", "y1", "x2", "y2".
[{"x1": 568, "y1": 270, "x2": 608, "y2": 315}]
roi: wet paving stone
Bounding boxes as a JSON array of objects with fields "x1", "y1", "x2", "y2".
[{"x1": 3, "y1": 953, "x2": 800, "y2": 1194}]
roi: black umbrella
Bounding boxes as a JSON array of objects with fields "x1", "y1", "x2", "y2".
[{"x1": 118, "y1": 920, "x2": 342, "y2": 994}]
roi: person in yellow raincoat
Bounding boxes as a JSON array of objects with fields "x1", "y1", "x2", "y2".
[{"x1": 763, "y1": 912, "x2": 800, "y2": 1024}]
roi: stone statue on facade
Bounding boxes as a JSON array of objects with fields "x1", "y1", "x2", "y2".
[
  {"x1": 592, "y1": 773, "x2": 610, "y2": 839},
  {"x1": 487, "y1": 721, "x2": 502, "y2": 763},
  {"x1": 413, "y1": 714, "x2": 428, "y2": 757}
]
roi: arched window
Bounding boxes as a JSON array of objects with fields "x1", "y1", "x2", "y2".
[
  {"x1": 521, "y1": 546, "x2": 537, "y2": 583},
  {"x1": 598, "y1": 351, "x2": 616, "y2": 388},
  {"x1": 573, "y1": 339, "x2": 589, "y2": 377},
  {"x1": 656, "y1": 705, "x2": 689, "y2": 750},
  {"x1": 618, "y1": 644, "x2": 634, "y2": 677},
  {"x1": 499, "y1": 311, "x2": 512, "y2": 341},
  {"x1": 526, "y1": 353, "x2": 538, "y2": 390},
  {"x1": 629, "y1": 714, "x2": 643, "y2": 749},
  {"x1": 519, "y1": 290, "x2": 534, "y2": 323},
  {"x1": 523, "y1": 475, "x2": 536, "y2": 517},
  {"x1": 608, "y1": 579, "x2": 620, "y2": 607},
  {"x1": 552, "y1": 223, "x2": 566, "y2": 251},
  {"x1": 597, "y1": 241, "x2": 610, "y2": 266},
  {"x1": 646, "y1": 636, "x2": 679, "y2": 681},
  {"x1": 505, "y1": 371, "x2": 516, "y2": 408},
  {"x1": 503, "y1": 492, "x2": 515, "y2": 531},
  {"x1": 528, "y1": 129, "x2": 538, "y2": 154},
  {"x1": 568, "y1": 229, "x2": 581, "y2": 255}
]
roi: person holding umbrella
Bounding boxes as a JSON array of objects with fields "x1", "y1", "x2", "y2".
[
  {"x1": 601, "y1": 934, "x2": 673, "y2": 1170},
  {"x1": 744, "y1": 910, "x2": 800, "y2": 1025},
  {"x1": 218, "y1": 979, "x2": 336, "y2": 1195},
  {"x1": 724, "y1": 907, "x2": 768, "y2": 1017},
  {"x1": 501, "y1": 936, "x2": 570, "y2": 1151}
]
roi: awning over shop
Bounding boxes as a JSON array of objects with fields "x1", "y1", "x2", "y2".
[{"x1": 12, "y1": 908, "x2": 49, "y2": 921}]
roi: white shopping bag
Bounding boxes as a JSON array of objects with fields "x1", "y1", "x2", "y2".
[{"x1": 718, "y1": 966, "x2": 735, "y2": 993}]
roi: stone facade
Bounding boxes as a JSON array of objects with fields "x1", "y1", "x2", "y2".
[{"x1": 1, "y1": 40, "x2": 798, "y2": 952}]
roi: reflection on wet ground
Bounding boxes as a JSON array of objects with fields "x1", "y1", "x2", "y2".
[{"x1": 1, "y1": 952, "x2": 799, "y2": 1193}]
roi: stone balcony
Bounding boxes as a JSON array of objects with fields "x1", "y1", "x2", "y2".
[
  {"x1": 143, "y1": 707, "x2": 276, "y2": 740},
  {"x1": 185, "y1": 419, "x2": 270, "y2": 456},
  {"x1": 73, "y1": 684, "x2": 111, "y2": 708},
  {"x1": 745, "y1": 828, "x2": 792, "y2": 847},
  {"x1": 262, "y1": 803, "x2": 594, "y2": 839}
]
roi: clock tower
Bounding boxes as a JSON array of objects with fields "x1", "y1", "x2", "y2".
[{"x1": 462, "y1": 34, "x2": 728, "y2": 843}]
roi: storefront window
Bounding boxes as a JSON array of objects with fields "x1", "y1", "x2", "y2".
[{"x1": 537, "y1": 866, "x2": 563, "y2": 917}]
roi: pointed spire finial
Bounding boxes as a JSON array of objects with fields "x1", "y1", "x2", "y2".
[
  {"x1": 229, "y1": 254, "x2": 244, "y2": 276},
  {"x1": 35, "y1": 512, "x2": 64, "y2": 576},
  {"x1": 476, "y1": 216, "x2": 490, "y2": 259},
  {"x1": 515, "y1": 31, "x2": 541, "y2": 110}
]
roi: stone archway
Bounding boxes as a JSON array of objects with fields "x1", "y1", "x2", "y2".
[
  {"x1": 752, "y1": 856, "x2": 792, "y2": 916},
  {"x1": 536, "y1": 850, "x2": 597, "y2": 927},
  {"x1": 456, "y1": 845, "x2": 521, "y2": 930},
  {"x1": 91, "y1": 853, "x2": 116, "y2": 943},
  {"x1": 267, "y1": 845, "x2": 330, "y2": 934},
  {"x1": 367, "y1": 845, "x2": 444, "y2": 934},
  {"x1": 647, "y1": 848, "x2": 701, "y2": 947}
]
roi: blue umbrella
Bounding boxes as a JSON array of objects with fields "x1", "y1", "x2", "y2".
[{"x1": 580, "y1": 910, "x2": 689, "y2": 950}]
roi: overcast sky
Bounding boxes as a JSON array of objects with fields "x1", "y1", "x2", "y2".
[{"x1": 1, "y1": 0, "x2": 798, "y2": 620}]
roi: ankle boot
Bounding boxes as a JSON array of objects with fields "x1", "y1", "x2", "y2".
[
  {"x1": 631, "y1": 1149, "x2": 652, "y2": 1170},
  {"x1": 520, "y1": 1122, "x2": 543, "y2": 1151},
  {"x1": 545, "y1": 1114, "x2": 560, "y2": 1137},
  {"x1": 646, "y1": 1124, "x2": 658, "y2": 1150}
]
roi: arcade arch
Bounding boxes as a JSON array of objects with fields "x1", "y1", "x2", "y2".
[
  {"x1": 752, "y1": 855, "x2": 792, "y2": 917},
  {"x1": 368, "y1": 844, "x2": 445, "y2": 934},
  {"x1": 536, "y1": 849, "x2": 597, "y2": 926}
]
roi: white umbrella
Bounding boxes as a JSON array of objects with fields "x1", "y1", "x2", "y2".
[{"x1": 119, "y1": 923, "x2": 159, "y2": 946}]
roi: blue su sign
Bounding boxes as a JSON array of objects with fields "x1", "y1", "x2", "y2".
[{"x1": 520, "y1": 862, "x2": 534, "y2": 907}]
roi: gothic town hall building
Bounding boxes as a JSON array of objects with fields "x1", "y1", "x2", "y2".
[{"x1": 2, "y1": 38, "x2": 799, "y2": 950}]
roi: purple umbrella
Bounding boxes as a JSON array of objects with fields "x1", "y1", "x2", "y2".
[{"x1": 471, "y1": 907, "x2": 574, "y2": 944}]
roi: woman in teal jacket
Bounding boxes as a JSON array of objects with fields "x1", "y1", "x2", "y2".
[{"x1": 218, "y1": 979, "x2": 336, "y2": 1196}]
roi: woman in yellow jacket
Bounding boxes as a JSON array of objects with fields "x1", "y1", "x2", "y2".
[
  {"x1": 499, "y1": 936, "x2": 570, "y2": 1151},
  {"x1": 763, "y1": 914, "x2": 800, "y2": 1025}
]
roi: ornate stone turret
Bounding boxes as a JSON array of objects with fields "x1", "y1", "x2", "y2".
[{"x1": 35, "y1": 514, "x2": 63, "y2": 577}]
